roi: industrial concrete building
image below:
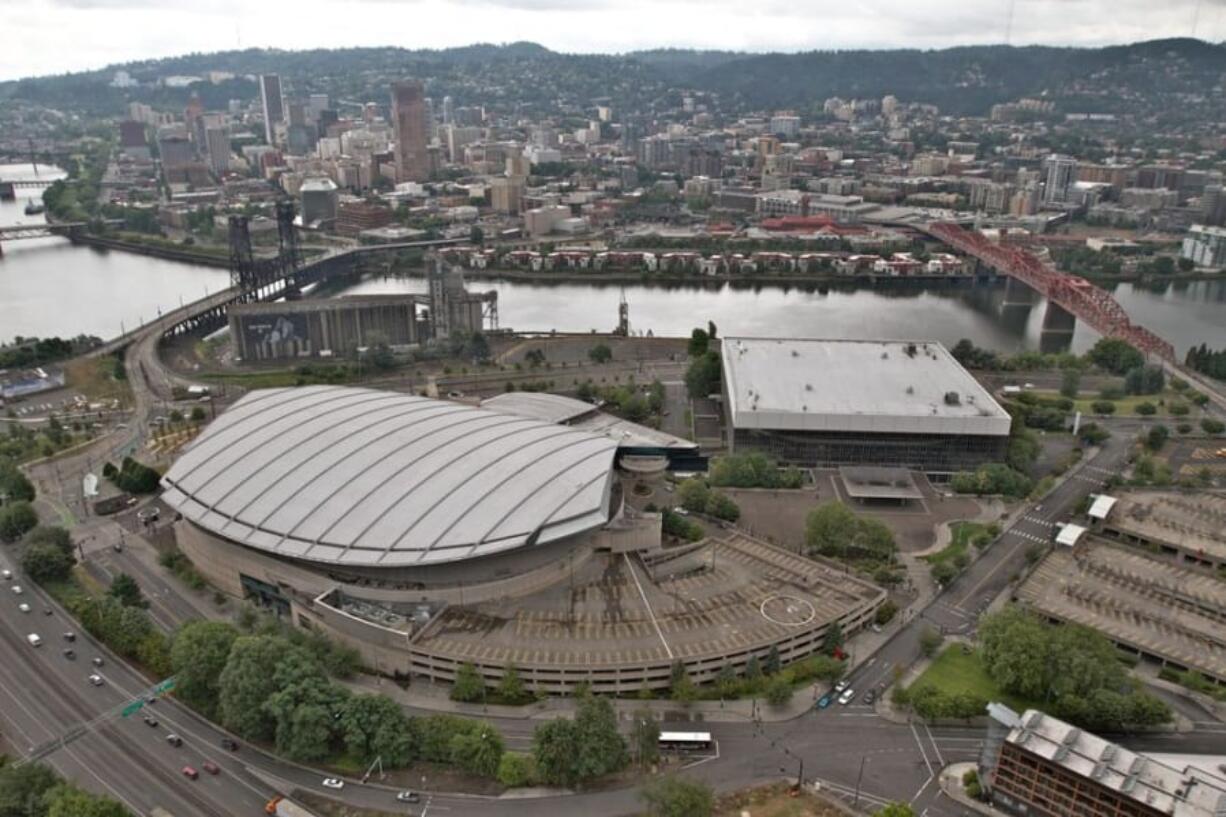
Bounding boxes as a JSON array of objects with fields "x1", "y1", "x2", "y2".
[
  {"x1": 229, "y1": 295, "x2": 430, "y2": 362},
  {"x1": 982, "y1": 705, "x2": 1226, "y2": 817},
  {"x1": 228, "y1": 259, "x2": 497, "y2": 362},
  {"x1": 164, "y1": 386, "x2": 883, "y2": 692},
  {"x1": 720, "y1": 337, "x2": 1011, "y2": 472}
]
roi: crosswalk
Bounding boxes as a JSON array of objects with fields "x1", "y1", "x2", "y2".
[{"x1": 1009, "y1": 529, "x2": 1049, "y2": 545}]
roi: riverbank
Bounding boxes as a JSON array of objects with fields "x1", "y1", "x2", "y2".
[
  {"x1": 391, "y1": 264, "x2": 988, "y2": 288},
  {"x1": 68, "y1": 233, "x2": 230, "y2": 268}
]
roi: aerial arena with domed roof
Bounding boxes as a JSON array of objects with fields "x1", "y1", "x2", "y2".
[{"x1": 164, "y1": 385, "x2": 884, "y2": 693}]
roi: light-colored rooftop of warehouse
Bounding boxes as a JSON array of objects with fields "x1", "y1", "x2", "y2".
[
  {"x1": 161, "y1": 386, "x2": 618, "y2": 568},
  {"x1": 721, "y1": 337, "x2": 1011, "y2": 436}
]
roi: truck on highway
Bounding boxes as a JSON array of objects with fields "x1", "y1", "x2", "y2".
[{"x1": 264, "y1": 796, "x2": 320, "y2": 817}]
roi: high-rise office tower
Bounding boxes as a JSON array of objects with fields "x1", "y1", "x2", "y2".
[
  {"x1": 442, "y1": 95, "x2": 454, "y2": 125},
  {"x1": 259, "y1": 74, "x2": 285, "y2": 145},
  {"x1": 1042, "y1": 154, "x2": 1077, "y2": 205},
  {"x1": 391, "y1": 80, "x2": 430, "y2": 183},
  {"x1": 205, "y1": 127, "x2": 230, "y2": 176}
]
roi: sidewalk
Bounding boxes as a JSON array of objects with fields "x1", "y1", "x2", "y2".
[
  {"x1": 345, "y1": 671, "x2": 824, "y2": 724},
  {"x1": 938, "y1": 763, "x2": 1002, "y2": 817}
]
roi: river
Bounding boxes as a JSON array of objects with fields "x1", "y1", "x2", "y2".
[
  {"x1": 0, "y1": 163, "x2": 231, "y2": 341},
  {"x1": 1, "y1": 162, "x2": 1223, "y2": 355},
  {"x1": 339, "y1": 272, "x2": 1226, "y2": 356}
]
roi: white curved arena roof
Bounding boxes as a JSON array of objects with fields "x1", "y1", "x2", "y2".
[{"x1": 161, "y1": 386, "x2": 619, "y2": 567}]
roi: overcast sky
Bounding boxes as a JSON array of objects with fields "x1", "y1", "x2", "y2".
[{"x1": 3, "y1": 0, "x2": 1225, "y2": 82}]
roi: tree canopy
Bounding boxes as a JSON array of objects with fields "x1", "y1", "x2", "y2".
[{"x1": 804, "y1": 502, "x2": 897, "y2": 563}]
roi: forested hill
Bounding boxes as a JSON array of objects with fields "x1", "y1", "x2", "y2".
[{"x1": 2, "y1": 38, "x2": 1223, "y2": 118}]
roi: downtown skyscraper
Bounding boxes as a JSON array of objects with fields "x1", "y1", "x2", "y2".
[
  {"x1": 259, "y1": 74, "x2": 285, "y2": 145},
  {"x1": 391, "y1": 80, "x2": 430, "y2": 183}
]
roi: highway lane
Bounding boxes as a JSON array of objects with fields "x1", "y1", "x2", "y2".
[{"x1": 0, "y1": 552, "x2": 273, "y2": 816}]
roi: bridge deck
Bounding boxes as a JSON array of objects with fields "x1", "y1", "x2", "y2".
[{"x1": 925, "y1": 222, "x2": 1176, "y2": 361}]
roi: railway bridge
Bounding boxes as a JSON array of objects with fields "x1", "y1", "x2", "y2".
[{"x1": 925, "y1": 221, "x2": 1176, "y2": 361}]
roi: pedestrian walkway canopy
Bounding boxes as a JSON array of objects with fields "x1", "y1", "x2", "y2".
[{"x1": 838, "y1": 466, "x2": 923, "y2": 501}]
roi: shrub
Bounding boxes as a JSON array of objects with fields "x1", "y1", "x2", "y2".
[
  {"x1": 875, "y1": 600, "x2": 899, "y2": 625},
  {"x1": 1135, "y1": 402, "x2": 1157, "y2": 416},
  {"x1": 0, "y1": 500, "x2": 39, "y2": 542},
  {"x1": 1202, "y1": 418, "x2": 1225, "y2": 435},
  {"x1": 1091, "y1": 401, "x2": 1116, "y2": 415},
  {"x1": 497, "y1": 752, "x2": 536, "y2": 788},
  {"x1": 1168, "y1": 402, "x2": 1190, "y2": 416}
]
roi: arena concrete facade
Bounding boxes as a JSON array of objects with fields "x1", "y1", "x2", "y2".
[{"x1": 166, "y1": 386, "x2": 885, "y2": 692}]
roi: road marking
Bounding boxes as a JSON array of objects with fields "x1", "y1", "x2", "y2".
[
  {"x1": 623, "y1": 553, "x2": 673, "y2": 659},
  {"x1": 924, "y1": 722, "x2": 946, "y2": 768},
  {"x1": 0, "y1": 654, "x2": 144, "y2": 815},
  {"x1": 911, "y1": 721, "x2": 936, "y2": 779},
  {"x1": 912, "y1": 772, "x2": 936, "y2": 803}
]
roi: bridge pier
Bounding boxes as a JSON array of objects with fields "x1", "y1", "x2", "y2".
[
  {"x1": 1039, "y1": 301, "x2": 1076, "y2": 354},
  {"x1": 1001, "y1": 276, "x2": 1038, "y2": 307}
]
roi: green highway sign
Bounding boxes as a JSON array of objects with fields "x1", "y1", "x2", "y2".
[{"x1": 120, "y1": 701, "x2": 144, "y2": 718}]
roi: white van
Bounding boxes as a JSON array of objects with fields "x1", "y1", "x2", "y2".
[{"x1": 27, "y1": 634, "x2": 41, "y2": 647}]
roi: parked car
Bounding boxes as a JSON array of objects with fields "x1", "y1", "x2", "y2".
[
  {"x1": 834, "y1": 680, "x2": 850, "y2": 693},
  {"x1": 816, "y1": 695, "x2": 832, "y2": 709}
]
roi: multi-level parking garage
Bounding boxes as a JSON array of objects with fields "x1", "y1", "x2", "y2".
[{"x1": 163, "y1": 385, "x2": 884, "y2": 692}]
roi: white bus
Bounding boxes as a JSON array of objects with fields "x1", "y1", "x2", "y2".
[{"x1": 658, "y1": 731, "x2": 713, "y2": 752}]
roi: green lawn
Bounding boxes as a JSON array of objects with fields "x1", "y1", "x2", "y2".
[
  {"x1": 924, "y1": 521, "x2": 988, "y2": 568},
  {"x1": 910, "y1": 645, "x2": 1036, "y2": 714}
]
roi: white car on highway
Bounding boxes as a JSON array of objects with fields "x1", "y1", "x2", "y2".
[
  {"x1": 12, "y1": 584, "x2": 22, "y2": 595},
  {"x1": 18, "y1": 603, "x2": 30, "y2": 614},
  {"x1": 321, "y1": 778, "x2": 344, "y2": 790},
  {"x1": 2, "y1": 569, "x2": 11, "y2": 580}
]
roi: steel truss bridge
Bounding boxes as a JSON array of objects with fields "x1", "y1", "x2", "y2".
[{"x1": 926, "y1": 222, "x2": 1176, "y2": 361}]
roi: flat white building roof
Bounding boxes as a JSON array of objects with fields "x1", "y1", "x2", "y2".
[{"x1": 721, "y1": 337, "x2": 1011, "y2": 437}]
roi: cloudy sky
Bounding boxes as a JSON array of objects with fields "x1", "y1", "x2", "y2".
[{"x1": 3, "y1": 0, "x2": 1224, "y2": 81}]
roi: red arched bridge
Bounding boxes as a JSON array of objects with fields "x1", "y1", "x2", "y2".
[{"x1": 926, "y1": 222, "x2": 1175, "y2": 361}]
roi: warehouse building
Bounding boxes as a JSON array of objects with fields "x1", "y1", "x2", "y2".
[
  {"x1": 162, "y1": 386, "x2": 883, "y2": 692},
  {"x1": 720, "y1": 337, "x2": 1011, "y2": 473}
]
